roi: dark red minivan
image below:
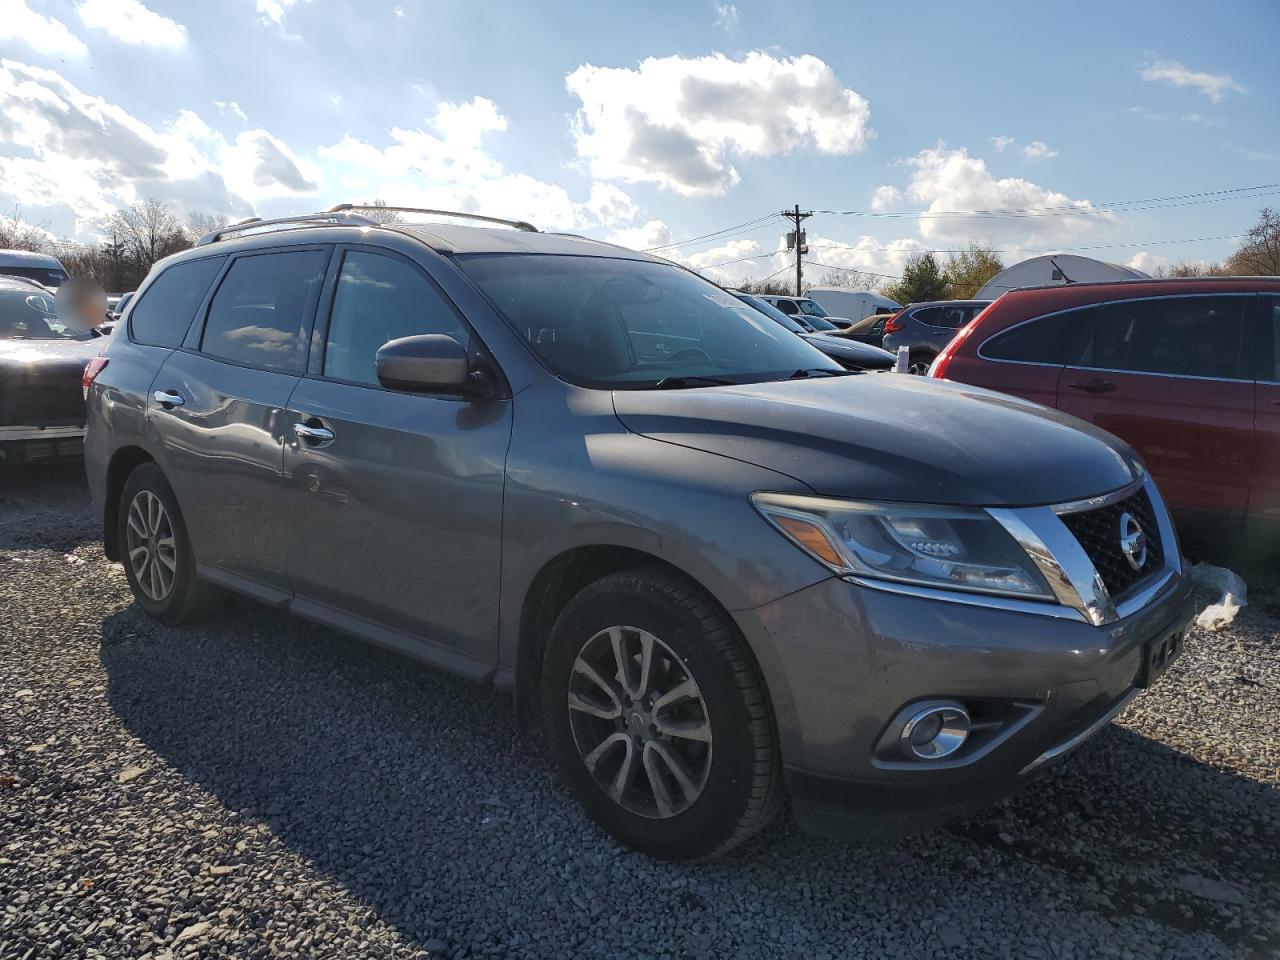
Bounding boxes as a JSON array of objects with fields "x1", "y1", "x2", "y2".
[{"x1": 930, "y1": 278, "x2": 1280, "y2": 535}]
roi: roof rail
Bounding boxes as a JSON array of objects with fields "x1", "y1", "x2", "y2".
[
  {"x1": 328, "y1": 204, "x2": 539, "y2": 233},
  {"x1": 194, "y1": 211, "x2": 380, "y2": 247}
]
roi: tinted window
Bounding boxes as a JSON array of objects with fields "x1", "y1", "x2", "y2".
[
  {"x1": 796, "y1": 299, "x2": 829, "y2": 317},
  {"x1": 200, "y1": 250, "x2": 326, "y2": 371},
  {"x1": 0, "y1": 265, "x2": 68, "y2": 287},
  {"x1": 1270, "y1": 299, "x2": 1280, "y2": 381},
  {"x1": 773, "y1": 299, "x2": 799, "y2": 315},
  {"x1": 912, "y1": 306, "x2": 945, "y2": 327},
  {"x1": 130, "y1": 256, "x2": 225, "y2": 347},
  {"x1": 1084, "y1": 296, "x2": 1247, "y2": 380},
  {"x1": 981, "y1": 307, "x2": 1097, "y2": 364},
  {"x1": 324, "y1": 251, "x2": 468, "y2": 385},
  {"x1": 934, "y1": 305, "x2": 974, "y2": 329},
  {"x1": 456, "y1": 254, "x2": 836, "y2": 389},
  {"x1": 0, "y1": 288, "x2": 81, "y2": 339}
]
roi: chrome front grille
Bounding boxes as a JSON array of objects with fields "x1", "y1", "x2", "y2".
[{"x1": 1058, "y1": 487, "x2": 1164, "y2": 599}]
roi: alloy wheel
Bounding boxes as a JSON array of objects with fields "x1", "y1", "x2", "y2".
[
  {"x1": 125, "y1": 490, "x2": 177, "y2": 601},
  {"x1": 567, "y1": 625, "x2": 713, "y2": 819}
]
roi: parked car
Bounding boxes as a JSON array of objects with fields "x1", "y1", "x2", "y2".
[
  {"x1": 85, "y1": 207, "x2": 1192, "y2": 860},
  {"x1": 841, "y1": 310, "x2": 898, "y2": 348},
  {"x1": 731, "y1": 291, "x2": 895, "y2": 370},
  {"x1": 805, "y1": 287, "x2": 900, "y2": 323},
  {"x1": 760, "y1": 295, "x2": 856, "y2": 331},
  {"x1": 0, "y1": 249, "x2": 69, "y2": 290},
  {"x1": 883, "y1": 300, "x2": 991, "y2": 375},
  {"x1": 0, "y1": 276, "x2": 102, "y2": 465},
  {"x1": 929, "y1": 277, "x2": 1279, "y2": 537}
]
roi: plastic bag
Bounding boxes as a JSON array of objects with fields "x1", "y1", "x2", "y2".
[{"x1": 1189, "y1": 563, "x2": 1247, "y2": 631}]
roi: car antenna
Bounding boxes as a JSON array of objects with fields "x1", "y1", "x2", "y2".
[{"x1": 1048, "y1": 256, "x2": 1075, "y2": 284}]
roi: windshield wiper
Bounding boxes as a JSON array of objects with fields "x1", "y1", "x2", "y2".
[
  {"x1": 653, "y1": 375, "x2": 736, "y2": 389},
  {"x1": 788, "y1": 368, "x2": 854, "y2": 379}
]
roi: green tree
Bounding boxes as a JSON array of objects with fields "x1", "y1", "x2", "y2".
[
  {"x1": 943, "y1": 243, "x2": 1003, "y2": 299},
  {"x1": 883, "y1": 252, "x2": 947, "y2": 304}
]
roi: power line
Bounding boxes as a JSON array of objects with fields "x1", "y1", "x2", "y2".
[
  {"x1": 813, "y1": 183, "x2": 1280, "y2": 221},
  {"x1": 642, "y1": 214, "x2": 781, "y2": 252}
]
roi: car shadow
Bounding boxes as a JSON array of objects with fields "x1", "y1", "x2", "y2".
[{"x1": 99, "y1": 597, "x2": 1280, "y2": 957}]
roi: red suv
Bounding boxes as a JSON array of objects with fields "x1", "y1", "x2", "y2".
[{"x1": 930, "y1": 278, "x2": 1280, "y2": 534}]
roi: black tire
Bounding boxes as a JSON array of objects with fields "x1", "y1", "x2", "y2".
[
  {"x1": 906, "y1": 352, "x2": 936, "y2": 376},
  {"x1": 118, "y1": 462, "x2": 224, "y2": 625},
  {"x1": 541, "y1": 566, "x2": 782, "y2": 860}
]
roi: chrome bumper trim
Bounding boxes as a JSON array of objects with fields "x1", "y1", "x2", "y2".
[
  {"x1": 1020, "y1": 688, "x2": 1141, "y2": 775},
  {"x1": 0, "y1": 425, "x2": 86, "y2": 442}
]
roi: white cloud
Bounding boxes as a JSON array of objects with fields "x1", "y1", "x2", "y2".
[
  {"x1": 77, "y1": 0, "x2": 186, "y2": 47},
  {"x1": 990, "y1": 135, "x2": 1014, "y2": 152},
  {"x1": 1022, "y1": 140, "x2": 1057, "y2": 161},
  {"x1": 606, "y1": 220, "x2": 674, "y2": 252},
  {"x1": 683, "y1": 237, "x2": 760, "y2": 278},
  {"x1": 804, "y1": 233, "x2": 928, "y2": 281},
  {"x1": 875, "y1": 144, "x2": 1108, "y2": 246},
  {"x1": 256, "y1": 0, "x2": 298, "y2": 25},
  {"x1": 586, "y1": 182, "x2": 638, "y2": 226},
  {"x1": 1139, "y1": 60, "x2": 1244, "y2": 103},
  {"x1": 1127, "y1": 251, "x2": 1162, "y2": 274},
  {"x1": 870, "y1": 184, "x2": 902, "y2": 210},
  {"x1": 0, "y1": 0, "x2": 88, "y2": 57},
  {"x1": 712, "y1": 2, "x2": 739, "y2": 30},
  {"x1": 214, "y1": 100, "x2": 247, "y2": 122},
  {"x1": 566, "y1": 51, "x2": 872, "y2": 196}
]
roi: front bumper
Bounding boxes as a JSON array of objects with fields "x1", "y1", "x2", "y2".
[{"x1": 734, "y1": 563, "x2": 1195, "y2": 840}]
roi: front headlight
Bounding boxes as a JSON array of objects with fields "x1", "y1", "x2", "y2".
[{"x1": 752, "y1": 492, "x2": 1053, "y2": 600}]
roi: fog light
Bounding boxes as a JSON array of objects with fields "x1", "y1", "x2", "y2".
[{"x1": 900, "y1": 702, "x2": 970, "y2": 760}]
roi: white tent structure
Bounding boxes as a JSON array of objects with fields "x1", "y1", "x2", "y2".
[{"x1": 975, "y1": 254, "x2": 1149, "y2": 300}]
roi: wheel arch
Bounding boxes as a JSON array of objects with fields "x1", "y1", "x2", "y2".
[{"x1": 102, "y1": 445, "x2": 157, "y2": 561}]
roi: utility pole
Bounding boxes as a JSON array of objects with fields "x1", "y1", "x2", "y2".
[{"x1": 782, "y1": 204, "x2": 812, "y2": 296}]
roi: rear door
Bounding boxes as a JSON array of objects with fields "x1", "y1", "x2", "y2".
[
  {"x1": 1251, "y1": 295, "x2": 1280, "y2": 524},
  {"x1": 150, "y1": 246, "x2": 329, "y2": 594},
  {"x1": 283, "y1": 246, "x2": 512, "y2": 669},
  {"x1": 1056, "y1": 294, "x2": 1254, "y2": 521}
]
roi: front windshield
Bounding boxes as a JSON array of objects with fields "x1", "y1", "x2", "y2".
[
  {"x1": 0, "y1": 289, "x2": 82, "y2": 339},
  {"x1": 804, "y1": 315, "x2": 839, "y2": 331},
  {"x1": 734, "y1": 293, "x2": 807, "y2": 334},
  {"x1": 797, "y1": 298, "x2": 829, "y2": 317},
  {"x1": 1, "y1": 266, "x2": 68, "y2": 289},
  {"x1": 457, "y1": 254, "x2": 839, "y2": 388}
]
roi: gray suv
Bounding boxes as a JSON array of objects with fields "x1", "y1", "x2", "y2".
[
  {"x1": 85, "y1": 207, "x2": 1193, "y2": 860},
  {"x1": 882, "y1": 300, "x2": 990, "y2": 374}
]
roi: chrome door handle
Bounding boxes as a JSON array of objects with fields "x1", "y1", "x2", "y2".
[
  {"x1": 152, "y1": 389, "x2": 185, "y2": 408},
  {"x1": 293, "y1": 421, "x2": 335, "y2": 445}
]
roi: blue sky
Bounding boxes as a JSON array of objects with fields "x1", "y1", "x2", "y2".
[{"x1": 1, "y1": 0, "x2": 1276, "y2": 284}]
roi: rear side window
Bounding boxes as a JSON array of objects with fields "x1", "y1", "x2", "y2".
[
  {"x1": 934, "y1": 305, "x2": 976, "y2": 329},
  {"x1": 980, "y1": 306, "x2": 1097, "y2": 364},
  {"x1": 200, "y1": 250, "x2": 327, "y2": 371},
  {"x1": 323, "y1": 251, "x2": 468, "y2": 385},
  {"x1": 129, "y1": 256, "x2": 225, "y2": 347},
  {"x1": 774, "y1": 299, "x2": 798, "y2": 315},
  {"x1": 1084, "y1": 295, "x2": 1247, "y2": 380},
  {"x1": 911, "y1": 306, "x2": 944, "y2": 327}
]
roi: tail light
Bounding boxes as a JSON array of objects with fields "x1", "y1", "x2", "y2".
[
  {"x1": 882, "y1": 313, "x2": 903, "y2": 333},
  {"x1": 928, "y1": 317, "x2": 981, "y2": 380},
  {"x1": 83, "y1": 357, "x2": 109, "y2": 399}
]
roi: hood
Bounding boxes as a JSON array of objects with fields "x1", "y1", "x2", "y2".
[
  {"x1": 612, "y1": 374, "x2": 1138, "y2": 507},
  {"x1": 0, "y1": 336, "x2": 103, "y2": 377},
  {"x1": 800, "y1": 333, "x2": 895, "y2": 368}
]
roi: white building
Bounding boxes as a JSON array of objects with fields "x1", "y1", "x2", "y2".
[{"x1": 975, "y1": 254, "x2": 1148, "y2": 301}]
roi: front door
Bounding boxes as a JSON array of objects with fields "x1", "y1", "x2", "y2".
[
  {"x1": 150, "y1": 246, "x2": 329, "y2": 592},
  {"x1": 1056, "y1": 294, "x2": 1255, "y2": 522},
  {"x1": 283, "y1": 247, "x2": 512, "y2": 668}
]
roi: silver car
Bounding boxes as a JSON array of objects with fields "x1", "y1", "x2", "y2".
[{"x1": 84, "y1": 207, "x2": 1193, "y2": 860}]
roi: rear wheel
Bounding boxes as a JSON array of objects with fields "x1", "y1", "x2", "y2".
[
  {"x1": 906, "y1": 352, "x2": 936, "y2": 376},
  {"x1": 541, "y1": 566, "x2": 782, "y2": 860},
  {"x1": 118, "y1": 463, "x2": 223, "y2": 625}
]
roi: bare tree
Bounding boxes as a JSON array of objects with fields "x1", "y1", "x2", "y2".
[
  {"x1": 358, "y1": 200, "x2": 405, "y2": 225},
  {"x1": 0, "y1": 207, "x2": 53, "y2": 252},
  {"x1": 186, "y1": 211, "x2": 230, "y2": 241},
  {"x1": 813, "y1": 266, "x2": 880, "y2": 290},
  {"x1": 106, "y1": 199, "x2": 191, "y2": 274},
  {"x1": 1225, "y1": 207, "x2": 1280, "y2": 276}
]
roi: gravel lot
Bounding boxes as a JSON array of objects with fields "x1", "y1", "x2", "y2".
[{"x1": 1, "y1": 465, "x2": 1277, "y2": 960}]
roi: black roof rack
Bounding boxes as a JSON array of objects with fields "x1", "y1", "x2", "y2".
[
  {"x1": 329, "y1": 204, "x2": 538, "y2": 232},
  {"x1": 195, "y1": 211, "x2": 379, "y2": 247}
]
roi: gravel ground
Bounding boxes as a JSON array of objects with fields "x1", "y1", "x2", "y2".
[{"x1": 1, "y1": 465, "x2": 1277, "y2": 960}]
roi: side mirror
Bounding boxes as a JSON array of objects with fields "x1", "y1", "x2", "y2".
[{"x1": 375, "y1": 334, "x2": 492, "y2": 397}]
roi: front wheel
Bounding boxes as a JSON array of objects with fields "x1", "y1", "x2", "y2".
[
  {"x1": 118, "y1": 463, "x2": 224, "y2": 625},
  {"x1": 541, "y1": 567, "x2": 782, "y2": 860},
  {"x1": 906, "y1": 353, "x2": 936, "y2": 376}
]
